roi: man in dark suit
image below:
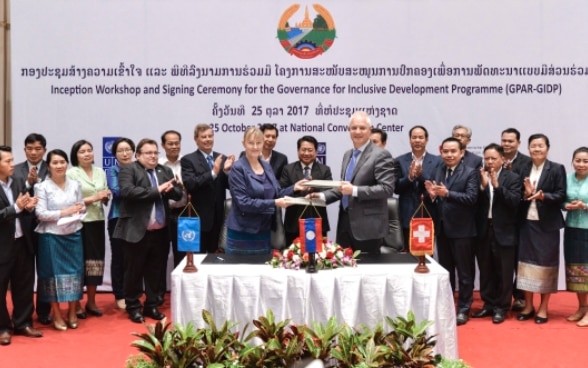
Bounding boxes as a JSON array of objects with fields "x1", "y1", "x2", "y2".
[
  {"x1": 500, "y1": 127, "x2": 532, "y2": 312},
  {"x1": 260, "y1": 123, "x2": 288, "y2": 180},
  {"x1": 425, "y1": 137, "x2": 479, "y2": 326},
  {"x1": 0, "y1": 145, "x2": 42, "y2": 345},
  {"x1": 452, "y1": 125, "x2": 483, "y2": 169},
  {"x1": 394, "y1": 126, "x2": 441, "y2": 252},
  {"x1": 320, "y1": 111, "x2": 395, "y2": 254},
  {"x1": 182, "y1": 124, "x2": 235, "y2": 253},
  {"x1": 113, "y1": 138, "x2": 183, "y2": 323},
  {"x1": 12, "y1": 133, "x2": 51, "y2": 325},
  {"x1": 280, "y1": 135, "x2": 332, "y2": 246},
  {"x1": 472, "y1": 144, "x2": 522, "y2": 324},
  {"x1": 370, "y1": 127, "x2": 387, "y2": 148}
]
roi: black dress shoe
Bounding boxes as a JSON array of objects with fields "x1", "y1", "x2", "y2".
[
  {"x1": 129, "y1": 310, "x2": 145, "y2": 323},
  {"x1": 456, "y1": 312, "x2": 469, "y2": 326},
  {"x1": 156, "y1": 296, "x2": 164, "y2": 307},
  {"x1": 14, "y1": 326, "x2": 43, "y2": 338},
  {"x1": 143, "y1": 307, "x2": 165, "y2": 320},
  {"x1": 471, "y1": 309, "x2": 493, "y2": 318},
  {"x1": 535, "y1": 315, "x2": 548, "y2": 324},
  {"x1": 37, "y1": 315, "x2": 52, "y2": 325},
  {"x1": 76, "y1": 310, "x2": 87, "y2": 319},
  {"x1": 516, "y1": 309, "x2": 535, "y2": 321},
  {"x1": 492, "y1": 311, "x2": 506, "y2": 324},
  {"x1": 85, "y1": 306, "x2": 103, "y2": 317},
  {"x1": 511, "y1": 299, "x2": 526, "y2": 312},
  {"x1": 0, "y1": 331, "x2": 11, "y2": 345}
]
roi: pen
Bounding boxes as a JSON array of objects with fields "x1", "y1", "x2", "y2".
[{"x1": 216, "y1": 256, "x2": 225, "y2": 261}]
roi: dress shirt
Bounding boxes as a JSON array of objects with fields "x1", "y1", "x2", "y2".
[
  {"x1": 66, "y1": 166, "x2": 108, "y2": 222},
  {"x1": 1, "y1": 177, "x2": 23, "y2": 238},
  {"x1": 34, "y1": 178, "x2": 84, "y2": 235},
  {"x1": 159, "y1": 156, "x2": 187, "y2": 209},
  {"x1": 526, "y1": 162, "x2": 544, "y2": 220}
]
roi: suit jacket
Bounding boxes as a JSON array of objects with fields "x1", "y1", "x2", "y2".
[
  {"x1": 325, "y1": 142, "x2": 395, "y2": 241},
  {"x1": 462, "y1": 150, "x2": 483, "y2": 170},
  {"x1": 509, "y1": 151, "x2": 532, "y2": 178},
  {"x1": 476, "y1": 169, "x2": 522, "y2": 245},
  {"x1": 239, "y1": 150, "x2": 288, "y2": 180},
  {"x1": 13, "y1": 161, "x2": 49, "y2": 195},
  {"x1": 518, "y1": 159, "x2": 566, "y2": 232},
  {"x1": 0, "y1": 176, "x2": 34, "y2": 263},
  {"x1": 431, "y1": 162, "x2": 479, "y2": 238},
  {"x1": 394, "y1": 151, "x2": 441, "y2": 228},
  {"x1": 113, "y1": 162, "x2": 182, "y2": 243},
  {"x1": 181, "y1": 150, "x2": 229, "y2": 232},
  {"x1": 226, "y1": 157, "x2": 294, "y2": 234},
  {"x1": 279, "y1": 161, "x2": 332, "y2": 234}
]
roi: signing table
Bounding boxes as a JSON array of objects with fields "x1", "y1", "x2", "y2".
[{"x1": 171, "y1": 254, "x2": 458, "y2": 359}]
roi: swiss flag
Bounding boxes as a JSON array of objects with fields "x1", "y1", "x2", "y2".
[{"x1": 409, "y1": 217, "x2": 434, "y2": 254}]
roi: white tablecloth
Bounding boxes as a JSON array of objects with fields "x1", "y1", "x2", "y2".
[{"x1": 171, "y1": 255, "x2": 458, "y2": 359}]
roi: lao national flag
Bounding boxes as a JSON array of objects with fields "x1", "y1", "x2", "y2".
[
  {"x1": 409, "y1": 217, "x2": 434, "y2": 253},
  {"x1": 298, "y1": 218, "x2": 323, "y2": 253}
]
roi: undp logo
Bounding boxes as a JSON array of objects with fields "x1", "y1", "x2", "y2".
[
  {"x1": 181, "y1": 230, "x2": 196, "y2": 242},
  {"x1": 277, "y1": 4, "x2": 336, "y2": 59}
]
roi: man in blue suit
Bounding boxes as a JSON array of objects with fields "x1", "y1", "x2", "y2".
[
  {"x1": 394, "y1": 126, "x2": 441, "y2": 252},
  {"x1": 425, "y1": 137, "x2": 479, "y2": 326}
]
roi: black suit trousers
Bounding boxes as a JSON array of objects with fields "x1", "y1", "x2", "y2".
[
  {"x1": 0, "y1": 238, "x2": 35, "y2": 331},
  {"x1": 477, "y1": 223, "x2": 515, "y2": 312},
  {"x1": 123, "y1": 228, "x2": 169, "y2": 311},
  {"x1": 437, "y1": 229, "x2": 475, "y2": 312}
]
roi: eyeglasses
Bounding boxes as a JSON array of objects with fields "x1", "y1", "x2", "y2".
[
  {"x1": 116, "y1": 149, "x2": 133, "y2": 154},
  {"x1": 141, "y1": 151, "x2": 159, "y2": 156}
]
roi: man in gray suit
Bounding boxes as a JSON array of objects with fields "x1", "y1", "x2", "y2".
[
  {"x1": 12, "y1": 133, "x2": 51, "y2": 325},
  {"x1": 319, "y1": 111, "x2": 396, "y2": 254}
]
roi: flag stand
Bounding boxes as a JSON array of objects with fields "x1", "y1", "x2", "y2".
[
  {"x1": 183, "y1": 194, "x2": 198, "y2": 273},
  {"x1": 412, "y1": 195, "x2": 433, "y2": 274},
  {"x1": 306, "y1": 252, "x2": 317, "y2": 274}
]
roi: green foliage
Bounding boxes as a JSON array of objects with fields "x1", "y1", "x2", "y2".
[{"x1": 127, "y1": 309, "x2": 458, "y2": 368}]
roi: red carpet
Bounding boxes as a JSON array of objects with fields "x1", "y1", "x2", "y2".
[{"x1": 0, "y1": 291, "x2": 584, "y2": 367}]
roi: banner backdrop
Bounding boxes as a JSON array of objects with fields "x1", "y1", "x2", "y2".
[{"x1": 11, "y1": 0, "x2": 588, "y2": 289}]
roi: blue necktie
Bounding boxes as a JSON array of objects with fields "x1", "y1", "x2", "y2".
[
  {"x1": 206, "y1": 155, "x2": 214, "y2": 169},
  {"x1": 342, "y1": 149, "x2": 360, "y2": 209},
  {"x1": 147, "y1": 169, "x2": 165, "y2": 225}
]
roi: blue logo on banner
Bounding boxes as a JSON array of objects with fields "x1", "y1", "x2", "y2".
[
  {"x1": 316, "y1": 142, "x2": 327, "y2": 165},
  {"x1": 103, "y1": 137, "x2": 119, "y2": 176}
]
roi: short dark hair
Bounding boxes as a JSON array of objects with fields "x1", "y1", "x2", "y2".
[
  {"x1": 260, "y1": 123, "x2": 279, "y2": 138},
  {"x1": 528, "y1": 133, "x2": 550, "y2": 148},
  {"x1": 370, "y1": 128, "x2": 387, "y2": 144},
  {"x1": 136, "y1": 138, "x2": 158, "y2": 154},
  {"x1": 409, "y1": 125, "x2": 429, "y2": 139},
  {"x1": 0, "y1": 145, "x2": 12, "y2": 160},
  {"x1": 46, "y1": 149, "x2": 69, "y2": 165},
  {"x1": 161, "y1": 130, "x2": 182, "y2": 144},
  {"x1": 441, "y1": 137, "x2": 464, "y2": 150},
  {"x1": 113, "y1": 137, "x2": 135, "y2": 155},
  {"x1": 24, "y1": 133, "x2": 47, "y2": 148},
  {"x1": 501, "y1": 128, "x2": 521, "y2": 141},
  {"x1": 483, "y1": 143, "x2": 504, "y2": 156},
  {"x1": 297, "y1": 135, "x2": 318, "y2": 150},
  {"x1": 70, "y1": 140, "x2": 93, "y2": 167}
]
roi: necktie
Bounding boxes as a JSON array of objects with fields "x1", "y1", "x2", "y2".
[
  {"x1": 342, "y1": 149, "x2": 360, "y2": 209},
  {"x1": 446, "y1": 168, "x2": 453, "y2": 184},
  {"x1": 206, "y1": 155, "x2": 214, "y2": 169},
  {"x1": 303, "y1": 166, "x2": 311, "y2": 179},
  {"x1": 147, "y1": 169, "x2": 165, "y2": 225}
]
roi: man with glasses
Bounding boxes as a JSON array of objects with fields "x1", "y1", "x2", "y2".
[
  {"x1": 113, "y1": 138, "x2": 183, "y2": 323},
  {"x1": 452, "y1": 125, "x2": 483, "y2": 169},
  {"x1": 12, "y1": 134, "x2": 51, "y2": 326}
]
